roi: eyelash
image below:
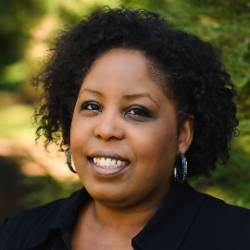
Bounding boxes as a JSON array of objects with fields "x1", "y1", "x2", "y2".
[{"x1": 80, "y1": 101, "x2": 152, "y2": 119}]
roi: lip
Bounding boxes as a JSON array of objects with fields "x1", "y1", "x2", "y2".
[
  {"x1": 88, "y1": 158, "x2": 130, "y2": 176},
  {"x1": 87, "y1": 150, "x2": 130, "y2": 177}
]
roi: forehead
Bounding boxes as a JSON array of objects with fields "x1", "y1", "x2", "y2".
[{"x1": 81, "y1": 48, "x2": 168, "y2": 98}]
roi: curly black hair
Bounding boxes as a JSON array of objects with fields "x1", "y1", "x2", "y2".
[{"x1": 34, "y1": 7, "x2": 238, "y2": 176}]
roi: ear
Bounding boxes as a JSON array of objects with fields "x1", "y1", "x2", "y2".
[{"x1": 177, "y1": 117, "x2": 194, "y2": 154}]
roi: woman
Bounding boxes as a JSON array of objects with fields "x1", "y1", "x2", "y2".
[{"x1": 1, "y1": 8, "x2": 250, "y2": 250}]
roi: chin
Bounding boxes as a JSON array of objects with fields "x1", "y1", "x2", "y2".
[{"x1": 84, "y1": 182, "x2": 136, "y2": 208}]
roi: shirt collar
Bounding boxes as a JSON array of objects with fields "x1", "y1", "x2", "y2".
[
  {"x1": 132, "y1": 182, "x2": 204, "y2": 250},
  {"x1": 26, "y1": 182, "x2": 203, "y2": 250},
  {"x1": 26, "y1": 188, "x2": 90, "y2": 249}
]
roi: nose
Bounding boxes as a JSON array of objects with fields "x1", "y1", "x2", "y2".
[{"x1": 94, "y1": 109, "x2": 124, "y2": 141}]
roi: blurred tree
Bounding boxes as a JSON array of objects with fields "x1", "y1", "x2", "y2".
[
  {"x1": 0, "y1": 0, "x2": 48, "y2": 90},
  {"x1": 122, "y1": 0, "x2": 250, "y2": 119}
]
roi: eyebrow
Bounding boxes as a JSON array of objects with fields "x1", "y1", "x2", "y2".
[{"x1": 81, "y1": 88, "x2": 160, "y2": 107}]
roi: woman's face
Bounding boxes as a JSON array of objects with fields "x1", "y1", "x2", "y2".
[{"x1": 70, "y1": 48, "x2": 192, "y2": 209}]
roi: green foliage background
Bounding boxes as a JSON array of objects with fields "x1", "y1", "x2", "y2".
[{"x1": 0, "y1": 0, "x2": 250, "y2": 217}]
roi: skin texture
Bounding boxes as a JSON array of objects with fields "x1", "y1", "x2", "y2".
[{"x1": 70, "y1": 48, "x2": 193, "y2": 249}]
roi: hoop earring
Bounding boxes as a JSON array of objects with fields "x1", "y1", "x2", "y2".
[
  {"x1": 66, "y1": 149, "x2": 77, "y2": 174},
  {"x1": 173, "y1": 154, "x2": 188, "y2": 184}
]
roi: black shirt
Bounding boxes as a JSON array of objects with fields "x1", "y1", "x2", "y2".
[{"x1": 1, "y1": 182, "x2": 250, "y2": 250}]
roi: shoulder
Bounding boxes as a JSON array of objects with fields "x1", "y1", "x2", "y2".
[
  {"x1": 0, "y1": 190, "x2": 83, "y2": 250},
  {"x1": 3, "y1": 195, "x2": 66, "y2": 221},
  {"x1": 0, "y1": 198, "x2": 65, "y2": 249},
  {"x1": 185, "y1": 189, "x2": 250, "y2": 248},
  {"x1": 198, "y1": 191, "x2": 250, "y2": 225}
]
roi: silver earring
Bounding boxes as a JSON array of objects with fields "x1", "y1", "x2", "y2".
[
  {"x1": 66, "y1": 149, "x2": 77, "y2": 173},
  {"x1": 173, "y1": 154, "x2": 187, "y2": 184}
]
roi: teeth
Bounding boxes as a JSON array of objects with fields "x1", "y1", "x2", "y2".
[{"x1": 92, "y1": 157, "x2": 128, "y2": 169}]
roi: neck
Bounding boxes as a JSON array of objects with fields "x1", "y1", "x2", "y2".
[
  {"x1": 89, "y1": 189, "x2": 170, "y2": 236},
  {"x1": 93, "y1": 202, "x2": 154, "y2": 233}
]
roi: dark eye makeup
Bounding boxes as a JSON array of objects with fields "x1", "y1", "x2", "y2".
[
  {"x1": 80, "y1": 101, "x2": 102, "y2": 113},
  {"x1": 80, "y1": 101, "x2": 153, "y2": 120},
  {"x1": 125, "y1": 105, "x2": 152, "y2": 119}
]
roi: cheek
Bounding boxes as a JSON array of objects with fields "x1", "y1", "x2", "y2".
[
  {"x1": 70, "y1": 115, "x2": 94, "y2": 176},
  {"x1": 70, "y1": 114, "x2": 80, "y2": 148},
  {"x1": 70, "y1": 114, "x2": 91, "y2": 152},
  {"x1": 130, "y1": 121, "x2": 178, "y2": 173}
]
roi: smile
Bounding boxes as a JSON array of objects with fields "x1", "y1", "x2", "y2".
[
  {"x1": 93, "y1": 157, "x2": 128, "y2": 168},
  {"x1": 87, "y1": 156, "x2": 130, "y2": 176}
]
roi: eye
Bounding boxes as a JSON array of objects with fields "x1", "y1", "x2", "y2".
[
  {"x1": 80, "y1": 101, "x2": 102, "y2": 113},
  {"x1": 125, "y1": 106, "x2": 152, "y2": 120}
]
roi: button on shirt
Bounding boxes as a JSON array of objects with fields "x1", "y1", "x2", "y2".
[{"x1": 1, "y1": 182, "x2": 250, "y2": 250}]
